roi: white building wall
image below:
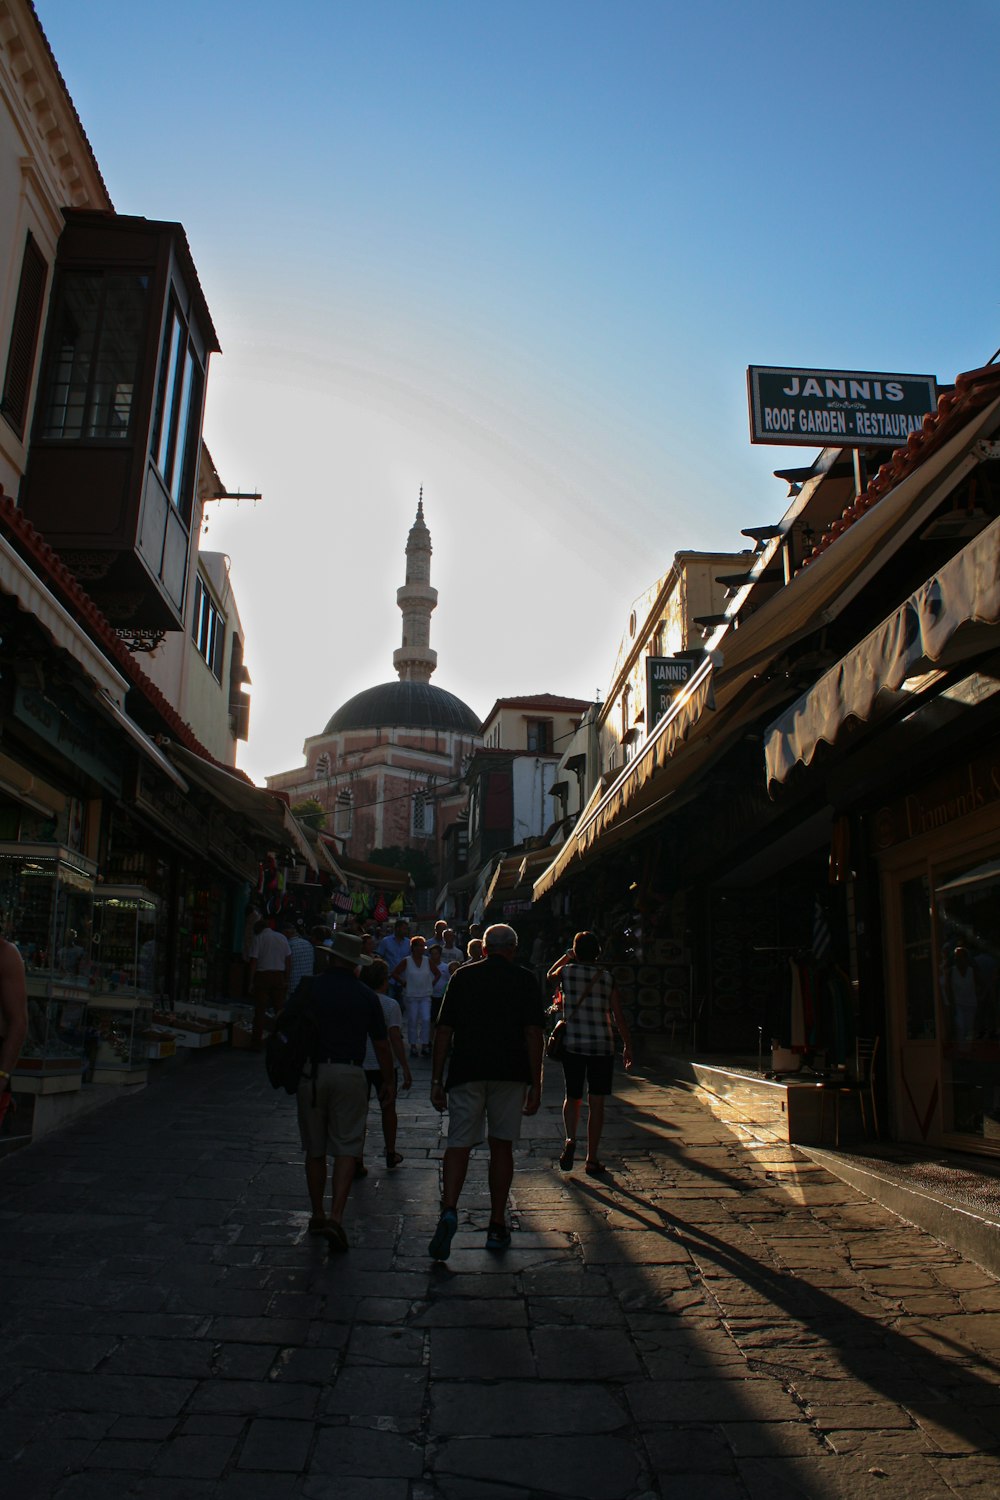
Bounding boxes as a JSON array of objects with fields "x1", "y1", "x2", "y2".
[
  {"x1": 0, "y1": 0, "x2": 110, "y2": 497},
  {"x1": 512, "y1": 757, "x2": 557, "y2": 844}
]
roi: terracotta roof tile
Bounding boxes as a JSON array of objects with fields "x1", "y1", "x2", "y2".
[
  {"x1": 0, "y1": 490, "x2": 253, "y2": 784},
  {"x1": 798, "y1": 363, "x2": 1000, "y2": 570}
]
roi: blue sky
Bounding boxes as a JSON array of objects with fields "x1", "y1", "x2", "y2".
[{"x1": 36, "y1": 0, "x2": 999, "y2": 781}]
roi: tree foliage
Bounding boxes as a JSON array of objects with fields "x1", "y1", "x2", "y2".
[{"x1": 292, "y1": 797, "x2": 326, "y2": 831}]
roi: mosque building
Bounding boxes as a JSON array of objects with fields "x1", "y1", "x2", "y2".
[{"x1": 266, "y1": 497, "x2": 482, "y2": 896}]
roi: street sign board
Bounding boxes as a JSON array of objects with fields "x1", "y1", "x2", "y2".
[
  {"x1": 646, "y1": 656, "x2": 694, "y2": 730},
  {"x1": 748, "y1": 366, "x2": 938, "y2": 448}
]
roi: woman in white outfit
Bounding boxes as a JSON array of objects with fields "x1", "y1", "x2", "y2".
[{"x1": 392, "y1": 935, "x2": 439, "y2": 1057}]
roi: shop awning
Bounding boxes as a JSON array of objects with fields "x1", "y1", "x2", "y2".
[
  {"x1": 532, "y1": 660, "x2": 741, "y2": 898},
  {"x1": 166, "y1": 744, "x2": 318, "y2": 871},
  {"x1": 483, "y1": 854, "x2": 524, "y2": 909},
  {"x1": 696, "y1": 393, "x2": 1000, "y2": 710},
  {"x1": 319, "y1": 841, "x2": 412, "y2": 889},
  {"x1": 534, "y1": 394, "x2": 1000, "y2": 902},
  {"x1": 0, "y1": 535, "x2": 128, "y2": 703},
  {"x1": 92, "y1": 691, "x2": 190, "y2": 792},
  {"x1": 764, "y1": 514, "x2": 1000, "y2": 788}
]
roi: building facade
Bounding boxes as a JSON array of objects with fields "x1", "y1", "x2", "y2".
[
  {"x1": 267, "y1": 499, "x2": 482, "y2": 906},
  {"x1": 0, "y1": 0, "x2": 306, "y2": 1148}
]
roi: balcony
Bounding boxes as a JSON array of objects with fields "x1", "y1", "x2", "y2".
[{"x1": 20, "y1": 212, "x2": 220, "y2": 632}]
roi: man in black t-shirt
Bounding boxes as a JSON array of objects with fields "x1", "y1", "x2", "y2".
[
  {"x1": 428, "y1": 923, "x2": 545, "y2": 1259},
  {"x1": 290, "y1": 932, "x2": 394, "y2": 1251}
]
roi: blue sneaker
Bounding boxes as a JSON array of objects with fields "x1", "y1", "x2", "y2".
[
  {"x1": 485, "y1": 1221, "x2": 511, "y2": 1251},
  {"x1": 428, "y1": 1208, "x2": 458, "y2": 1261}
]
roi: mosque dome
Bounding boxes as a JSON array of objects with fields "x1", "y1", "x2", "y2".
[{"x1": 324, "y1": 680, "x2": 480, "y2": 736}]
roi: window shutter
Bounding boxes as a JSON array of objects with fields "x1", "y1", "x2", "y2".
[{"x1": 1, "y1": 234, "x2": 48, "y2": 438}]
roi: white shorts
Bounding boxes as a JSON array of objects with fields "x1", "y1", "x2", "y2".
[{"x1": 445, "y1": 1080, "x2": 526, "y2": 1148}]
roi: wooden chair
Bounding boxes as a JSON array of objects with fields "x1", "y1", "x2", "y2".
[{"x1": 819, "y1": 1036, "x2": 880, "y2": 1147}]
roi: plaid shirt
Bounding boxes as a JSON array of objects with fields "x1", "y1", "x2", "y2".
[{"x1": 559, "y1": 963, "x2": 615, "y2": 1055}]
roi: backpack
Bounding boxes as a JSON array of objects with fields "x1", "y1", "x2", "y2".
[{"x1": 265, "y1": 985, "x2": 322, "y2": 1096}]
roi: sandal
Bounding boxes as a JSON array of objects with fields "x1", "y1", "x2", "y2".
[
  {"x1": 559, "y1": 1140, "x2": 575, "y2": 1171},
  {"x1": 385, "y1": 1151, "x2": 404, "y2": 1169},
  {"x1": 585, "y1": 1160, "x2": 605, "y2": 1177},
  {"x1": 325, "y1": 1219, "x2": 349, "y2": 1252},
  {"x1": 308, "y1": 1216, "x2": 331, "y2": 1235}
]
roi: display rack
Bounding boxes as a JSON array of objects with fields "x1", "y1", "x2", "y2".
[
  {"x1": 0, "y1": 843, "x2": 95, "y2": 1089},
  {"x1": 88, "y1": 885, "x2": 163, "y2": 1083}
]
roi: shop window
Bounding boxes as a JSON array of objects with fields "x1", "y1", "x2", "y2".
[
  {"x1": 1, "y1": 232, "x2": 48, "y2": 439},
  {"x1": 192, "y1": 574, "x2": 225, "y2": 680},
  {"x1": 901, "y1": 874, "x2": 935, "y2": 1041},
  {"x1": 526, "y1": 719, "x2": 553, "y2": 753},
  {"x1": 39, "y1": 270, "x2": 147, "y2": 441},
  {"x1": 935, "y1": 856, "x2": 1000, "y2": 1141},
  {"x1": 151, "y1": 298, "x2": 205, "y2": 521},
  {"x1": 412, "y1": 790, "x2": 434, "y2": 836}
]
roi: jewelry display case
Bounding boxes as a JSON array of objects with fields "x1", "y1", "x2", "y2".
[
  {"x1": 87, "y1": 885, "x2": 162, "y2": 1083},
  {"x1": 0, "y1": 843, "x2": 95, "y2": 1088}
]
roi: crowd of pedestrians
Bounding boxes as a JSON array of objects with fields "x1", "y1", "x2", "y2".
[{"x1": 249, "y1": 907, "x2": 634, "y2": 1259}]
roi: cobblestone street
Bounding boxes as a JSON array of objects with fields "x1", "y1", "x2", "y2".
[{"x1": 3, "y1": 1050, "x2": 1000, "y2": 1500}]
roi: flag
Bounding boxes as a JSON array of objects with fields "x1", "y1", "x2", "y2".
[{"x1": 812, "y1": 899, "x2": 832, "y2": 964}]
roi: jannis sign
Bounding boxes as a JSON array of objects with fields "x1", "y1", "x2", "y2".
[{"x1": 748, "y1": 366, "x2": 938, "y2": 448}]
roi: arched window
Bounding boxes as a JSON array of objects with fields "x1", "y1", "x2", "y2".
[
  {"x1": 334, "y1": 790, "x2": 353, "y2": 841},
  {"x1": 315, "y1": 752, "x2": 330, "y2": 777},
  {"x1": 412, "y1": 790, "x2": 434, "y2": 836}
]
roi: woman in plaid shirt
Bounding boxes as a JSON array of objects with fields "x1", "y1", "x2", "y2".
[{"x1": 547, "y1": 931, "x2": 633, "y2": 1176}]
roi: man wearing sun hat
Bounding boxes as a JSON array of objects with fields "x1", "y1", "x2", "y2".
[{"x1": 291, "y1": 930, "x2": 395, "y2": 1250}]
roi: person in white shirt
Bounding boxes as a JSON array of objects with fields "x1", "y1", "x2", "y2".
[
  {"x1": 392, "y1": 936, "x2": 440, "y2": 1057},
  {"x1": 248, "y1": 920, "x2": 291, "y2": 1049}
]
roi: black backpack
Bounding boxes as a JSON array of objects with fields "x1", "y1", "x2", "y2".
[{"x1": 265, "y1": 984, "x2": 322, "y2": 1096}]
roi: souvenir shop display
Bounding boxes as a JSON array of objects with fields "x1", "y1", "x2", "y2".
[
  {"x1": 0, "y1": 842, "x2": 95, "y2": 1082},
  {"x1": 87, "y1": 885, "x2": 163, "y2": 1083}
]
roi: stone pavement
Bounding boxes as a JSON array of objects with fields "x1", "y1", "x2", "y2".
[{"x1": 2, "y1": 1050, "x2": 1000, "y2": 1500}]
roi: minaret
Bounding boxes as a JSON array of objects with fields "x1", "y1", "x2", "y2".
[{"x1": 393, "y1": 489, "x2": 438, "y2": 684}]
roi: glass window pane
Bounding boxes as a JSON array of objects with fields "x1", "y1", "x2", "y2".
[
  {"x1": 170, "y1": 350, "x2": 203, "y2": 515},
  {"x1": 154, "y1": 310, "x2": 183, "y2": 473},
  {"x1": 935, "y1": 857, "x2": 1000, "y2": 1140},
  {"x1": 40, "y1": 275, "x2": 99, "y2": 439},
  {"x1": 901, "y1": 874, "x2": 935, "y2": 1040},
  {"x1": 39, "y1": 272, "x2": 147, "y2": 441},
  {"x1": 88, "y1": 275, "x2": 146, "y2": 438}
]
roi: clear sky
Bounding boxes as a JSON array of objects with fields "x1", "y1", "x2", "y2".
[{"x1": 36, "y1": 0, "x2": 1000, "y2": 783}]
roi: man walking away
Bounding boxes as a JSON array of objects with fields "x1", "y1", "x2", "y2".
[
  {"x1": 248, "y1": 919, "x2": 291, "y2": 1050},
  {"x1": 291, "y1": 931, "x2": 394, "y2": 1250},
  {"x1": 284, "y1": 919, "x2": 315, "y2": 1000},
  {"x1": 377, "y1": 919, "x2": 411, "y2": 1009},
  {"x1": 428, "y1": 923, "x2": 544, "y2": 1259}
]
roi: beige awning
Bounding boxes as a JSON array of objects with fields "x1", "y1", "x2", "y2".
[
  {"x1": 705, "y1": 393, "x2": 1000, "y2": 697},
  {"x1": 765, "y1": 514, "x2": 1000, "y2": 788},
  {"x1": 92, "y1": 691, "x2": 190, "y2": 791},
  {"x1": 533, "y1": 393, "x2": 1000, "y2": 901},
  {"x1": 533, "y1": 659, "x2": 729, "y2": 898},
  {"x1": 0, "y1": 535, "x2": 128, "y2": 703},
  {"x1": 166, "y1": 744, "x2": 318, "y2": 871}
]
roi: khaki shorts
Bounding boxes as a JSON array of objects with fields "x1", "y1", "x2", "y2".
[
  {"x1": 297, "y1": 1063, "x2": 368, "y2": 1157},
  {"x1": 445, "y1": 1080, "x2": 526, "y2": 1149}
]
